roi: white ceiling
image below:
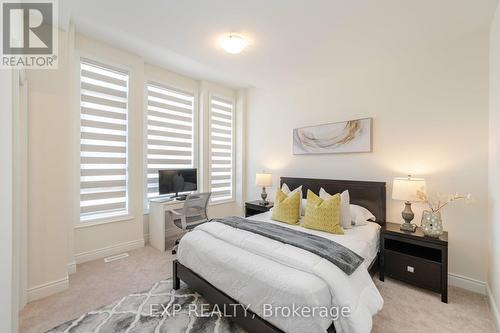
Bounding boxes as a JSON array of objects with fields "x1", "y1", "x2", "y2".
[{"x1": 60, "y1": 0, "x2": 498, "y2": 88}]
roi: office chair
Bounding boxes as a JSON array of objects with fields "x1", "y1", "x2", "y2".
[{"x1": 169, "y1": 192, "x2": 211, "y2": 255}]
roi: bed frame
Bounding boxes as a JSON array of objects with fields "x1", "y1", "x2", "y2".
[{"x1": 173, "y1": 177, "x2": 386, "y2": 333}]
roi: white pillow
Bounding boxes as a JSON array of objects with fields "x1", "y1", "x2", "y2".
[
  {"x1": 281, "y1": 184, "x2": 305, "y2": 215},
  {"x1": 319, "y1": 188, "x2": 351, "y2": 229},
  {"x1": 350, "y1": 204, "x2": 376, "y2": 226}
]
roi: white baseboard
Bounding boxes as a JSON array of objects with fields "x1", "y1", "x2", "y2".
[
  {"x1": 67, "y1": 261, "x2": 76, "y2": 275},
  {"x1": 74, "y1": 238, "x2": 145, "y2": 264},
  {"x1": 27, "y1": 276, "x2": 69, "y2": 302},
  {"x1": 448, "y1": 272, "x2": 486, "y2": 295},
  {"x1": 487, "y1": 284, "x2": 500, "y2": 332}
]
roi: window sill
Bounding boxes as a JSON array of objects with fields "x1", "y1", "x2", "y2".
[
  {"x1": 209, "y1": 199, "x2": 236, "y2": 207},
  {"x1": 75, "y1": 214, "x2": 135, "y2": 229}
]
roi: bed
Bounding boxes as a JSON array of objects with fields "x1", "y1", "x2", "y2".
[{"x1": 173, "y1": 177, "x2": 386, "y2": 333}]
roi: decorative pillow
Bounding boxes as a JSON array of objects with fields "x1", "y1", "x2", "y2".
[
  {"x1": 319, "y1": 188, "x2": 351, "y2": 229},
  {"x1": 303, "y1": 190, "x2": 344, "y2": 234},
  {"x1": 281, "y1": 183, "x2": 300, "y2": 194},
  {"x1": 301, "y1": 198, "x2": 307, "y2": 215},
  {"x1": 281, "y1": 184, "x2": 305, "y2": 215},
  {"x1": 271, "y1": 189, "x2": 301, "y2": 225},
  {"x1": 350, "y1": 204, "x2": 376, "y2": 226}
]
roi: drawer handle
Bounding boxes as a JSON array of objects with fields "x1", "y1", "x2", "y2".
[{"x1": 407, "y1": 266, "x2": 415, "y2": 273}]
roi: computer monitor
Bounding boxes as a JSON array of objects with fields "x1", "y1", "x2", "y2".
[{"x1": 158, "y1": 168, "x2": 197, "y2": 198}]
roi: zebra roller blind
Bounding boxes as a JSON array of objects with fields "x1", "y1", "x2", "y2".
[
  {"x1": 209, "y1": 96, "x2": 234, "y2": 202},
  {"x1": 79, "y1": 59, "x2": 129, "y2": 221},
  {"x1": 146, "y1": 83, "x2": 195, "y2": 199}
]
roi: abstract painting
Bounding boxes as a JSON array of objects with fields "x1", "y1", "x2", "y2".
[{"x1": 293, "y1": 118, "x2": 372, "y2": 154}]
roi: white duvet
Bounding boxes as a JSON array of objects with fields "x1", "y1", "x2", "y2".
[{"x1": 177, "y1": 213, "x2": 383, "y2": 333}]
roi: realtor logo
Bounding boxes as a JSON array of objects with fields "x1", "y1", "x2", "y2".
[{"x1": 1, "y1": 0, "x2": 58, "y2": 68}]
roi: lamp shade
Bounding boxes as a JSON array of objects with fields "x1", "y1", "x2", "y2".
[
  {"x1": 392, "y1": 176, "x2": 426, "y2": 202},
  {"x1": 255, "y1": 173, "x2": 272, "y2": 187}
]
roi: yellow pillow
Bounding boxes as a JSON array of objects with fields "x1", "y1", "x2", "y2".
[
  {"x1": 303, "y1": 190, "x2": 344, "y2": 234},
  {"x1": 271, "y1": 189, "x2": 301, "y2": 225}
]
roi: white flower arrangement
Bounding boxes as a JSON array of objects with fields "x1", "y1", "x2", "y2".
[{"x1": 416, "y1": 190, "x2": 471, "y2": 213}]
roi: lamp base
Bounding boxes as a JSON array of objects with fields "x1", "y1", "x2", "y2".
[
  {"x1": 260, "y1": 187, "x2": 268, "y2": 206},
  {"x1": 400, "y1": 222, "x2": 417, "y2": 232},
  {"x1": 400, "y1": 201, "x2": 417, "y2": 232}
]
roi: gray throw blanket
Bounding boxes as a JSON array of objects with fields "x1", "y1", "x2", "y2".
[{"x1": 211, "y1": 216, "x2": 364, "y2": 275}]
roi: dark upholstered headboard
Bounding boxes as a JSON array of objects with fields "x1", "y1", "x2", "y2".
[{"x1": 280, "y1": 177, "x2": 386, "y2": 224}]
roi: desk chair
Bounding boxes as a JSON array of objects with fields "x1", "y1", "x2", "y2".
[{"x1": 169, "y1": 192, "x2": 211, "y2": 254}]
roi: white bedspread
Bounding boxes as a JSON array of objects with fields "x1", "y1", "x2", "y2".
[
  {"x1": 177, "y1": 212, "x2": 383, "y2": 333},
  {"x1": 251, "y1": 211, "x2": 381, "y2": 270}
]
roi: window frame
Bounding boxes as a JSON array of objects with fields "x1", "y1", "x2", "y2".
[
  {"x1": 143, "y1": 79, "x2": 199, "y2": 212},
  {"x1": 208, "y1": 93, "x2": 236, "y2": 205},
  {"x1": 76, "y1": 55, "x2": 133, "y2": 226}
]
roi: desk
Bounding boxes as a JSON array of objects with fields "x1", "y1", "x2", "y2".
[{"x1": 149, "y1": 198, "x2": 185, "y2": 252}]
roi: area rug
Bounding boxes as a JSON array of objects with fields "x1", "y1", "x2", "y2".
[{"x1": 46, "y1": 279, "x2": 245, "y2": 333}]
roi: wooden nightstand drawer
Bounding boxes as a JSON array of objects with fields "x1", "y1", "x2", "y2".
[
  {"x1": 385, "y1": 250, "x2": 441, "y2": 292},
  {"x1": 380, "y1": 222, "x2": 448, "y2": 302}
]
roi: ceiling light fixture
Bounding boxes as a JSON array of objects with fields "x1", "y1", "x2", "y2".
[{"x1": 220, "y1": 33, "x2": 247, "y2": 54}]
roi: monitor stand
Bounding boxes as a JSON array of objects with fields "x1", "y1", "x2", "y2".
[
  {"x1": 150, "y1": 195, "x2": 174, "y2": 203},
  {"x1": 175, "y1": 194, "x2": 188, "y2": 201}
]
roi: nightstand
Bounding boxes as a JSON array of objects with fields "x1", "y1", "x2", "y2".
[
  {"x1": 380, "y1": 222, "x2": 448, "y2": 303},
  {"x1": 245, "y1": 201, "x2": 273, "y2": 217}
]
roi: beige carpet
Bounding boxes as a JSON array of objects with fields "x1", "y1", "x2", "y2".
[
  {"x1": 20, "y1": 246, "x2": 497, "y2": 333},
  {"x1": 20, "y1": 246, "x2": 176, "y2": 333},
  {"x1": 373, "y1": 278, "x2": 496, "y2": 332}
]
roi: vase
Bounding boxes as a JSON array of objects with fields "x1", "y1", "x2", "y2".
[{"x1": 420, "y1": 210, "x2": 443, "y2": 237}]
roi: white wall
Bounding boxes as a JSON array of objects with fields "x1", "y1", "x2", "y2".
[
  {"x1": 141, "y1": 66, "x2": 246, "y2": 239},
  {"x1": 199, "y1": 81, "x2": 245, "y2": 218},
  {"x1": 24, "y1": 30, "x2": 243, "y2": 300},
  {"x1": 74, "y1": 37, "x2": 244, "y2": 254},
  {"x1": 246, "y1": 25, "x2": 490, "y2": 284},
  {"x1": 73, "y1": 33, "x2": 146, "y2": 261},
  {"x1": 488, "y1": 1, "x2": 500, "y2": 328},
  {"x1": 0, "y1": 69, "x2": 16, "y2": 333},
  {"x1": 26, "y1": 30, "x2": 72, "y2": 300}
]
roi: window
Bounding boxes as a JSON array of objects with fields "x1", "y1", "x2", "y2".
[
  {"x1": 79, "y1": 59, "x2": 129, "y2": 222},
  {"x1": 209, "y1": 96, "x2": 234, "y2": 202},
  {"x1": 146, "y1": 83, "x2": 195, "y2": 199}
]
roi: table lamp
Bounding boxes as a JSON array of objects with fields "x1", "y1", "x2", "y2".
[
  {"x1": 392, "y1": 175, "x2": 426, "y2": 232},
  {"x1": 255, "y1": 173, "x2": 272, "y2": 205}
]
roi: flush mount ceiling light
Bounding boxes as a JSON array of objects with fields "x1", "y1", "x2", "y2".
[{"x1": 219, "y1": 33, "x2": 247, "y2": 54}]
